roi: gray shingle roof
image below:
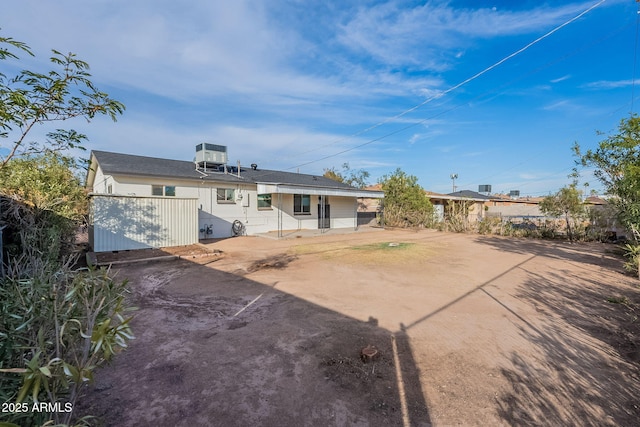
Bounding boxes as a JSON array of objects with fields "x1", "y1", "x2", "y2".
[
  {"x1": 91, "y1": 150, "x2": 357, "y2": 190},
  {"x1": 447, "y1": 190, "x2": 493, "y2": 200}
]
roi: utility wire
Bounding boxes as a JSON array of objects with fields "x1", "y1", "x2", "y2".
[
  {"x1": 237, "y1": 0, "x2": 610, "y2": 195},
  {"x1": 455, "y1": 22, "x2": 633, "y2": 190},
  {"x1": 281, "y1": 0, "x2": 607, "y2": 172}
]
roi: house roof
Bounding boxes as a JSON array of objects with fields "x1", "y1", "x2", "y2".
[
  {"x1": 585, "y1": 195, "x2": 608, "y2": 205},
  {"x1": 491, "y1": 194, "x2": 544, "y2": 204},
  {"x1": 88, "y1": 150, "x2": 383, "y2": 197},
  {"x1": 447, "y1": 190, "x2": 494, "y2": 201},
  {"x1": 361, "y1": 186, "x2": 489, "y2": 202}
]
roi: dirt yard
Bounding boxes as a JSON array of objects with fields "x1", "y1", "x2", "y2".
[{"x1": 76, "y1": 229, "x2": 640, "y2": 426}]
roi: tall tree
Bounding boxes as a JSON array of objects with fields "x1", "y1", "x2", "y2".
[
  {"x1": 539, "y1": 185, "x2": 585, "y2": 241},
  {"x1": 0, "y1": 33, "x2": 125, "y2": 169},
  {"x1": 323, "y1": 163, "x2": 370, "y2": 188},
  {"x1": 0, "y1": 34, "x2": 131, "y2": 426},
  {"x1": 379, "y1": 168, "x2": 433, "y2": 227},
  {"x1": 574, "y1": 115, "x2": 640, "y2": 233}
]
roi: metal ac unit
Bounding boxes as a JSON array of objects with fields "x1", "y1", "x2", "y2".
[{"x1": 195, "y1": 143, "x2": 228, "y2": 165}]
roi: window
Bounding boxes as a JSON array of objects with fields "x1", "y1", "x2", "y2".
[
  {"x1": 258, "y1": 194, "x2": 272, "y2": 209},
  {"x1": 294, "y1": 194, "x2": 310, "y2": 214},
  {"x1": 217, "y1": 188, "x2": 235, "y2": 203},
  {"x1": 152, "y1": 185, "x2": 176, "y2": 196},
  {"x1": 107, "y1": 184, "x2": 113, "y2": 194}
]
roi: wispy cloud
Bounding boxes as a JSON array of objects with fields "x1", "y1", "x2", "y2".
[
  {"x1": 582, "y1": 79, "x2": 635, "y2": 89},
  {"x1": 0, "y1": 0, "x2": 625, "y2": 195},
  {"x1": 542, "y1": 100, "x2": 571, "y2": 111},
  {"x1": 336, "y1": 1, "x2": 596, "y2": 70},
  {"x1": 551, "y1": 75, "x2": 572, "y2": 83}
]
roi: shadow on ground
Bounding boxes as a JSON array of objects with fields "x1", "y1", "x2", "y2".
[
  {"x1": 474, "y1": 235, "x2": 626, "y2": 271},
  {"x1": 477, "y1": 236, "x2": 640, "y2": 426},
  {"x1": 75, "y1": 255, "x2": 431, "y2": 426}
]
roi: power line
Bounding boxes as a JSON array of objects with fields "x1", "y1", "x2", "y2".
[
  {"x1": 460, "y1": 86, "x2": 640, "y2": 196},
  {"x1": 282, "y1": 0, "x2": 607, "y2": 172}
]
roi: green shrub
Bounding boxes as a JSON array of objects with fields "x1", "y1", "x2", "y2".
[
  {"x1": 623, "y1": 243, "x2": 640, "y2": 275},
  {"x1": 477, "y1": 217, "x2": 502, "y2": 235},
  {"x1": 0, "y1": 261, "x2": 134, "y2": 426},
  {"x1": 0, "y1": 198, "x2": 134, "y2": 426}
]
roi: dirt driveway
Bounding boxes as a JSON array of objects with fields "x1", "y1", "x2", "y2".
[{"x1": 77, "y1": 229, "x2": 640, "y2": 426}]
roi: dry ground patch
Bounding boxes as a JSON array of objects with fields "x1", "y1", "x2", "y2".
[{"x1": 77, "y1": 229, "x2": 640, "y2": 426}]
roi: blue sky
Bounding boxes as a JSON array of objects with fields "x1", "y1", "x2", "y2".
[{"x1": 2, "y1": 0, "x2": 638, "y2": 195}]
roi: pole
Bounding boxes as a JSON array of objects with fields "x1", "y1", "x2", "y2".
[{"x1": 277, "y1": 192, "x2": 282, "y2": 238}]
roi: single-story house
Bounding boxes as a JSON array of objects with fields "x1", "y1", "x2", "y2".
[
  {"x1": 357, "y1": 184, "x2": 384, "y2": 225},
  {"x1": 484, "y1": 194, "x2": 544, "y2": 219},
  {"x1": 85, "y1": 145, "x2": 384, "y2": 252},
  {"x1": 357, "y1": 186, "x2": 489, "y2": 224},
  {"x1": 429, "y1": 190, "x2": 490, "y2": 222}
]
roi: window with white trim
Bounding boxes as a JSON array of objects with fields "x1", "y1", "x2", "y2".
[
  {"x1": 152, "y1": 185, "x2": 176, "y2": 196},
  {"x1": 293, "y1": 194, "x2": 310, "y2": 214},
  {"x1": 258, "y1": 194, "x2": 272, "y2": 209},
  {"x1": 217, "y1": 188, "x2": 235, "y2": 203}
]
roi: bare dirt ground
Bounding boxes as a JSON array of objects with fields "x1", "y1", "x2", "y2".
[{"x1": 76, "y1": 229, "x2": 640, "y2": 426}]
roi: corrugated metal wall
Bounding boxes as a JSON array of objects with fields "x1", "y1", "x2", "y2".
[{"x1": 90, "y1": 195, "x2": 198, "y2": 252}]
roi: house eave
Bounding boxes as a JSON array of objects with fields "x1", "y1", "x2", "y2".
[{"x1": 257, "y1": 183, "x2": 384, "y2": 198}]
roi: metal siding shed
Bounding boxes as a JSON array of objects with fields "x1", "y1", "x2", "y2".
[{"x1": 90, "y1": 194, "x2": 198, "y2": 252}]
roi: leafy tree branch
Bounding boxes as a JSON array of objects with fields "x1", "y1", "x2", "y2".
[
  {"x1": 323, "y1": 163, "x2": 370, "y2": 189},
  {"x1": 0, "y1": 34, "x2": 125, "y2": 169}
]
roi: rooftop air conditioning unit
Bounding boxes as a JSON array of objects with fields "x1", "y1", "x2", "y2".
[{"x1": 195, "y1": 143, "x2": 228, "y2": 165}]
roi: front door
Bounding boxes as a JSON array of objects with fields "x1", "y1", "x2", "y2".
[{"x1": 318, "y1": 196, "x2": 330, "y2": 229}]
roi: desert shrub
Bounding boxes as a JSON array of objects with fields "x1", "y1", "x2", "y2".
[
  {"x1": 383, "y1": 204, "x2": 437, "y2": 228},
  {"x1": 0, "y1": 257, "x2": 134, "y2": 426},
  {"x1": 379, "y1": 169, "x2": 435, "y2": 228},
  {"x1": 539, "y1": 220, "x2": 559, "y2": 239},
  {"x1": 441, "y1": 201, "x2": 476, "y2": 233},
  {"x1": 0, "y1": 198, "x2": 134, "y2": 425},
  {"x1": 623, "y1": 243, "x2": 640, "y2": 276},
  {"x1": 1, "y1": 196, "x2": 78, "y2": 267},
  {"x1": 539, "y1": 186, "x2": 586, "y2": 241},
  {"x1": 477, "y1": 217, "x2": 503, "y2": 235},
  {"x1": 0, "y1": 33, "x2": 129, "y2": 426}
]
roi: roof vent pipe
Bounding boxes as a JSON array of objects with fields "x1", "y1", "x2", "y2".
[{"x1": 251, "y1": 163, "x2": 257, "y2": 170}]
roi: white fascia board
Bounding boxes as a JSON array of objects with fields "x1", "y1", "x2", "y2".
[
  {"x1": 257, "y1": 183, "x2": 384, "y2": 198},
  {"x1": 88, "y1": 193, "x2": 198, "y2": 200}
]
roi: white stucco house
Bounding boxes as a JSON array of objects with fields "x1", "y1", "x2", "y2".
[{"x1": 85, "y1": 145, "x2": 384, "y2": 252}]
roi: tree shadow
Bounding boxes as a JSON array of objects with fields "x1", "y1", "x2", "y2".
[
  {"x1": 474, "y1": 235, "x2": 626, "y2": 272},
  {"x1": 484, "y1": 248, "x2": 640, "y2": 425},
  {"x1": 75, "y1": 257, "x2": 432, "y2": 426}
]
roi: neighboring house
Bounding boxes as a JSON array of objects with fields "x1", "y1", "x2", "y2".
[
  {"x1": 428, "y1": 190, "x2": 490, "y2": 222},
  {"x1": 583, "y1": 195, "x2": 629, "y2": 240},
  {"x1": 485, "y1": 194, "x2": 544, "y2": 219},
  {"x1": 358, "y1": 186, "x2": 489, "y2": 224},
  {"x1": 357, "y1": 184, "x2": 383, "y2": 225},
  {"x1": 85, "y1": 146, "x2": 384, "y2": 252}
]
